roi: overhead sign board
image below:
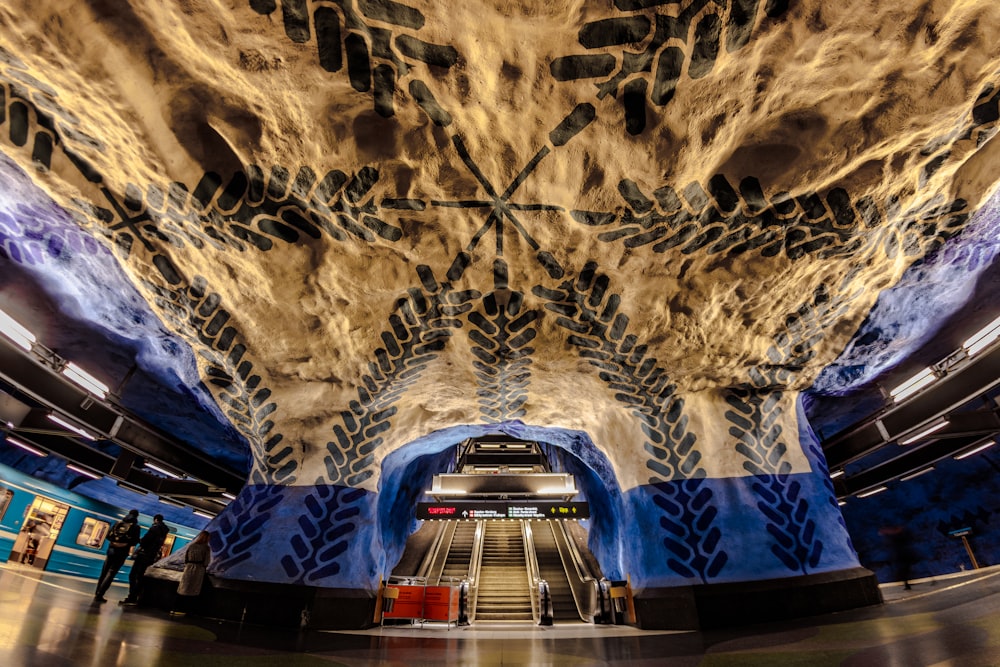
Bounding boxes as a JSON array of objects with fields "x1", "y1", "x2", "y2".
[{"x1": 417, "y1": 501, "x2": 589, "y2": 520}]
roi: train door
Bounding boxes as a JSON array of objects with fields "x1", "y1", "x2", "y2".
[{"x1": 10, "y1": 495, "x2": 70, "y2": 570}]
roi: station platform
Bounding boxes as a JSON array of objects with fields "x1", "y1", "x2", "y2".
[{"x1": 2, "y1": 562, "x2": 1000, "y2": 666}]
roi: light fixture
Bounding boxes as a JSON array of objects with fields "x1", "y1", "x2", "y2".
[
  {"x1": 145, "y1": 462, "x2": 181, "y2": 479},
  {"x1": 898, "y1": 418, "x2": 949, "y2": 445},
  {"x1": 5, "y1": 436, "x2": 46, "y2": 457},
  {"x1": 857, "y1": 486, "x2": 888, "y2": 498},
  {"x1": 837, "y1": 500, "x2": 847, "y2": 507},
  {"x1": 900, "y1": 467, "x2": 935, "y2": 481},
  {"x1": 61, "y1": 362, "x2": 110, "y2": 399},
  {"x1": 47, "y1": 413, "x2": 97, "y2": 440},
  {"x1": 0, "y1": 309, "x2": 36, "y2": 351},
  {"x1": 830, "y1": 469, "x2": 845, "y2": 479},
  {"x1": 192, "y1": 510, "x2": 215, "y2": 519},
  {"x1": 963, "y1": 314, "x2": 1000, "y2": 357},
  {"x1": 889, "y1": 367, "x2": 937, "y2": 401},
  {"x1": 67, "y1": 464, "x2": 100, "y2": 479},
  {"x1": 221, "y1": 492, "x2": 237, "y2": 501},
  {"x1": 954, "y1": 440, "x2": 996, "y2": 460}
]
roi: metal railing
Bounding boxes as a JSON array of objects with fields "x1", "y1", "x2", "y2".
[
  {"x1": 465, "y1": 521, "x2": 485, "y2": 623},
  {"x1": 521, "y1": 521, "x2": 544, "y2": 624},
  {"x1": 551, "y1": 522, "x2": 599, "y2": 622}
]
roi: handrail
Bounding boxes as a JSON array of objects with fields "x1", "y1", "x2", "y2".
[
  {"x1": 466, "y1": 520, "x2": 485, "y2": 623},
  {"x1": 417, "y1": 521, "x2": 456, "y2": 583},
  {"x1": 521, "y1": 520, "x2": 542, "y2": 624},
  {"x1": 552, "y1": 521, "x2": 599, "y2": 622}
]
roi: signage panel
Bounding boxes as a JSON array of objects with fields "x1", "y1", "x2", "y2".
[{"x1": 416, "y1": 501, "x2": 589, "y2": 520}]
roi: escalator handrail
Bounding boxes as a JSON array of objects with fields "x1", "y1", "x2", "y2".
[
  {"x1": 416, "y1": 520, "x2": 452, "y2": 581},
  {"x1": 556, "y1": 521, "x2": 596, "y2": 584},
  {"x1": 521, "y1": 520, "x2": 542, "y2": 624},
  {"x1": 551, "y1": 522, "x2": 598, "y2": 621},
  {"x1": 466, "y1": 520, "x2": 485, "y2": 623}
]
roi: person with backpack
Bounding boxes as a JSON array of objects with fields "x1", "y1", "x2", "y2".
[
  {"x1": 121, "y1": 513, "x2": 170, "y2": 605},
  {"x1": 94, "y1": 509, "x2": 140, "y2": 603}
]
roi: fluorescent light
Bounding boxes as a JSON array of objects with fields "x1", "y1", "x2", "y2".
[
  {"x1": 955, "y1": 440, "x2": 996, "y2": 460},
  {"x1": 5, "y1": 436, "x2": 46, "y2": 457},
  {"x1": 899, "y1": 418, "x2": 949, "y2": 445},
  {"x1": 61, "y1": 362, "x2": 109, "y2": 399},
  {"x1": 889, "y1": 367, "x2": 937, "y2": 401},
  {"x1": 47, "y1": 413, "x2": 97, "y2": 440},
  {"x1": 192, "y1": 510, "x2": 215, "y2": 519},
  {"x1": 67, "y1": 464, "x2": 100, "y2": 479},
  {"x1": 145, "y1": 462, "x2": 181, "y2": 479},
  {"x1": 857, "y1": 486, "x2": 888, "y2": 498},
  {"x1": 837, "y1": 500, "x2": 847, "y2": 506},
  {"x1": 963, "y1": 314, "x2": 1000, "y2": 357},
  {"x1": 221, "y1": 492, "x2": 236, "y2": 500},
  {"x1": 0, "y1": 310, "x2": 36, "y2": 350},
  {"x1": 830, "y1": 469, "x2": 845, "y2": 479},
  {"x1": 900, "y1": 467, "x2": 934, "y2": 481}
]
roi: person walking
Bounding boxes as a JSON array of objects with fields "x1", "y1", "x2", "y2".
[
  {"x1": 171, "y1": 531, "x2": 211, "y2": 617},
  {"x1": 121, "y1": 513, "x2": 170, "y2": 605},
  {"x1": 94, "y1": 509, "x2": 140, "y2": 603}
]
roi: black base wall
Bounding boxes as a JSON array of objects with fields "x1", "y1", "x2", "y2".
[
  {"x1": 141, "y1": 566, "x2": 880, "y2": 632},
  {"x1": 141, "y1": 573, "x2": 377, "y2": 630},
  {"x1": 632, "y1": 567, "x2": 883, "y2": 631}
]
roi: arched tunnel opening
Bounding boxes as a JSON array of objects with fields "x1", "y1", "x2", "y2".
[
  {"x1": 375, "y1": 422, "x2": 627, "y2": 623},
  {"x1": 377, "y1": 422, "x2": 625, "y2": 580}
]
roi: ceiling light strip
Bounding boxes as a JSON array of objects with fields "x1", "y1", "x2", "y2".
[
  {"x1": 898, "y1": 418, "x2": 949, "y2": 445},
  {"x1": 5, "y1": 436, "x2": 46, "y2": 457},
  {"x1": 899, "y1": 467, "x2": 934, "y2": 482},
  {"x1": 47, "y1": 413, "x2": 98, "y2": 440},
  {"x1": 0, "y1": 310, "x2": 36, "y2": 350},
  {"x1": 954, "y1": 440, "x2": 996, "y2": 460},
  {"x1": 889, "y1": 367, "x2": 937, "y2": 401},
  {"x1": 61, "y1": 362, "x2": 110, "y2": 399},
  {"x1": 856, "y1": 486, "x2": 888, "y2": 498},
  {"x1": 963, "y1": 314, "x2": 1000, "y2": 357},
  {"x1": 67, "y1": 464, "x2": 100, "y2": 479}
]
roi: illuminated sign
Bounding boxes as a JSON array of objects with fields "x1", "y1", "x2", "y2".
[{"x1": 416, "y1": 501, "x2": 590, "y2": 520}]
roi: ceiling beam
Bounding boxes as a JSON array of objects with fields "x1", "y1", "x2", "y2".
[
  {"x1": 822, "y1": 342, "x2": 1000, "y2": 469},
  {"x1": 0, "y1": 336, "x2": 244, "y2": 493}
]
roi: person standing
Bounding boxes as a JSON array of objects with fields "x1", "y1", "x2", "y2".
[
  {"x1": 94, "y1": 509, "x2": 140, "y2": 603},
  {"x1": 121, "y1": 513, "x2": 170, "y2": 605},
  {"x1": 171, "y1": 531, "x2": 212, "y2": 617}
]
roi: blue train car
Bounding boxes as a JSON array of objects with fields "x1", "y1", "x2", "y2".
[{"x1": 0, "y1": 462, "x2": 199, "y2": 584}]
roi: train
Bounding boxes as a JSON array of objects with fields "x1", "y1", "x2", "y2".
[{"x1": 0, "y1": 461, "x2": 200, "y2": 583}]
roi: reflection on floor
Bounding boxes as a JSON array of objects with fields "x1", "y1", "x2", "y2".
[{"x1": 2, "y1": 562, "x2": 1000, "y2": 666}]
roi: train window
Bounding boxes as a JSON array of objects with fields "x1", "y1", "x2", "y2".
[
  {"x1": 76, "y1": 517, "x2": 110, "y2": 549},
  {"x1": 159, "y1": 534, "x2": 176, "y2": 559},
  {"x1": 24, "y1": 496, "x2": 69, "y2": 541},
  {"x1": 0, "y1": 488, "x2": 12, "y2": 521}
]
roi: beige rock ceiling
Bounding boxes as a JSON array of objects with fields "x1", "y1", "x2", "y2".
[{"x1": 1, "y1": 0, "x2": 999, "y2": 490}]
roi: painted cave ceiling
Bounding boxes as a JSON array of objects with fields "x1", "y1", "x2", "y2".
[{"x1": 1, "y1": 1, "x2": 1000, "y2": 495}]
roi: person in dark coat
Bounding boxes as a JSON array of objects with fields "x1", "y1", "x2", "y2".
[
  {"x1": 94, "y1": 509, "x2": 140, "y2": 603},
  {"x1": 121, "y1": 513, "x2": 170, "y2": 605}
]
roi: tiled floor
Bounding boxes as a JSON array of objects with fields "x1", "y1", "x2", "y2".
[{"x1": 2, "y1": 562, "x2": 1000, "y2": 665}]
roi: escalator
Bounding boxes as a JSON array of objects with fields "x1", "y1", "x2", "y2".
[
  {"x1": 531, "y1": 521, "x2": 579, "y2": 621},
  {"x1": 436, "y1": 521, "x2": 477, "y2": 583},
  {"x1": 473, "y1": 521, "x2": 533, "y2": 621},
  {"x1": 398, "y1": 518, "x2": 600, "y2": 623}
]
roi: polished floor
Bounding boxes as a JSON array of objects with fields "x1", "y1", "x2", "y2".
[{"x1": 2, "y1": 563, "x2": 1000, "y2": 666}]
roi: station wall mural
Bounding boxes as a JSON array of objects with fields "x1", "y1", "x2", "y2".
[{"x1": 1, "y1": 0, "x2": 999, "y2": 592}]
